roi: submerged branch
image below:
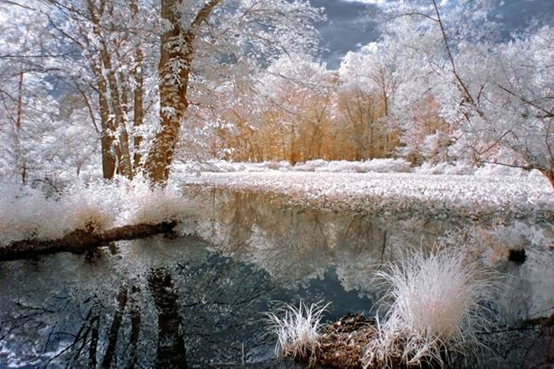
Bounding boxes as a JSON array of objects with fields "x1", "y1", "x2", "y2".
[{"x1": 0, "y1": 221, "x2": 178, "y2": 262}]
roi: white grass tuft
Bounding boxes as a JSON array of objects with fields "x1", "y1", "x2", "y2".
[
  {"x1": 266, "y1": 300, "x2": 329, "y2": 362},
  {"x1": 61, "y1": 183, "x2": 116, "y2": 233},
  {"x1": 0, "y1": 177, "x2": 190, "y2": 244},
  {"x1": 364, "y1": 248, "x2": 498, "y2": 368},
  {"x1": 124, "y1": 179, "x2": 188, "y2": 225}
]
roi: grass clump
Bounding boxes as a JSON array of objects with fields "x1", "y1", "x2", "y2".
[
  {"x1": 266, "y1": 300, "x2": 329, "y2": 364},
  {"x1": 363, "y1": 248, "x2": 498, "y2": 369}
]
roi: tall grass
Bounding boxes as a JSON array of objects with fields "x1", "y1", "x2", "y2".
[
  {"x1": 364, "y1": 249, "x2": 498, "y2": 368},
  {"x1": 266, "y1": 300, "x2": 329, "y2": 362},
  {"x1": 0, "y1": 177, "x2": 190, "y2": 244}
]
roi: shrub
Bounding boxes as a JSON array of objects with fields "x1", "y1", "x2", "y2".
[
  {"x1": 267, "y1": 300, "x2": 329, "y2": 363},
  {"x1": 364, "y1": 249, "x2": 498, "y2": 368}
]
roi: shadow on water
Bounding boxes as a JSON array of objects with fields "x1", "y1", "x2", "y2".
[{"x1": 0, "y1": 186, "x2": 553, "y2": 368}]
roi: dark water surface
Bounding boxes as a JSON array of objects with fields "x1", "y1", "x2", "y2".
[{"x1": 1, "y1": 187, "x2": 553, "y2": 368}]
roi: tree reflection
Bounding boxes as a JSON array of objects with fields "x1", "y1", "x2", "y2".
[
  {"x1": 0, "y1": 240, "x2": 278, "y2": 368},
  {"x1": 0, "y1": 188, "x2": 552, "y2": 368}
]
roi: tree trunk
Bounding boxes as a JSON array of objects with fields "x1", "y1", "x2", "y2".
[
  {"x1": 144, "y1": 0, "x2": 190, "y2": 184},
  {"x1": 131, "y1": 0, "x2": 145, "y2": 172},
  {"x1": 0, "y1": 221, "x2": 177, "y2": 262},
  {"x1": 16, "y1": 71, "x2": 24, "y2": 131},
  {"x1": 90, "y1": 42, "x2": 116, "y2": 178},
  {"x1": 148, "y1": 268, "x2": 188, "y2": 369},
  {"x1": 104, "y1": 56, "x2": 133, "y2": 179},
  {"x1": 145, "y1": 0, "x2": 222, "y2": 184},
  {"x1": 16, "y1": 71, "x2": 27, "y2": 184},
  {"x1": 88, "y1": 0, "x2": 133, "y2": 179},
  {"x1": 132, "y1": 47, "x2": 145, "y2": 171},
  {"x1": 115, "y1": 69, "x2": 134, "y2": 179}
]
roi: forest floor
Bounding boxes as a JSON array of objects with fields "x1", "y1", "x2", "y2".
[{"x1": 181, "y1": 171, "x2": 554, "y2": 221}]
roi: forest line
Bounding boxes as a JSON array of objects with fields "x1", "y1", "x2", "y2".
[{"x1": 0, "y1": 0, "x2": 552, "y2": 187}]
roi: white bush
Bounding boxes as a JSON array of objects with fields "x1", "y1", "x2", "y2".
[
  {"x1": 0, "y1": 184, "x2": 67, "y2": 242},
  {"x1": 126, "y1": 179, "x2": 189, "y2": 225},
  {"x1": 0, "y1": 177, "x2": 189, "y2": 245},
  {"x1": 308, "y1": 159, "x2": 411, "y2": 173},
  {"x1": 293, "y1": 159, "x2": 328, "y2": 172},
  {"x1": 267, "y1": 300, "x2": 329, "y2": 361},
  {"x1": 364, "y1": 249, "x2": 497, "y2": 368},
  {"x1": 415, "y1": 162, "x2": 477, "y2": 176},
  {"x1": 474, "y1": 163, "x2": 527, "y2": 177},
  {"x1": 174, "y1": 159, "x2": 544, "y2": 178},
  {"x1": 61, "y1": 183, "x2": 116, "y2": 233},
  {"x1": 361, "y1": 159, "x2": 412, "y2": 173}
]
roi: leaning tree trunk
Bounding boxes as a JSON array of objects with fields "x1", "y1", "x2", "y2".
[
  {"x1": 144, "y1": 0, "x2": 190, "y2": 184},
  {"x1": 144, "y1": 0, "x2": 222, "y2": 184}
]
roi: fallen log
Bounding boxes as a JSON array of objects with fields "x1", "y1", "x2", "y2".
[{"x1": 0, "y1": 221, "x2": 178, "y2": 262}]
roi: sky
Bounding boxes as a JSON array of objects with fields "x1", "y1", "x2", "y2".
[{"x1": 314, "y1": 0, "x2": 554, "y2": 69}]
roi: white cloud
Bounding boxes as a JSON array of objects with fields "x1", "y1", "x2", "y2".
[{"x1": 360, "y1": 42, "x2": 379, "y2": 54}]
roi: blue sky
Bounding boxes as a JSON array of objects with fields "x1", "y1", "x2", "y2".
[{"x1": 314, "y1": 0, "x2": 554, "y2": 68}]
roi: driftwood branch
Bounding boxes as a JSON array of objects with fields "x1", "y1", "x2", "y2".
[{"x1": 0, "y1": 221, "x2": 178, "y2": 262}]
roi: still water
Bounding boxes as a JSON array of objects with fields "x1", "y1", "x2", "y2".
[{"x1": 1, "y1": 187, "x2": 553, "y2": 368}]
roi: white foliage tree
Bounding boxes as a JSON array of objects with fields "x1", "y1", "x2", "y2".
[{"x1": 370, "y1": 0, "x2": 554, "y2": 185}]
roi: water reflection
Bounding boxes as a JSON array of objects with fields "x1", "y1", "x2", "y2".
[
  {"x1": 183, "y1": 186, "x2": 554, "y2": 368},
  {"x1": 0, "y1": 236, "x2": 375, "y2": 368},
  {"x1": 185, "y1": 188, "x2": 554, "y2": 315},
  {"x1": 0, "y1": 186, "x2": 553, "y2": 368}
]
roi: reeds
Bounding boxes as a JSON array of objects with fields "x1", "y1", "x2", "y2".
[
  {"x1": 363, "y1": 248, "x2": 498, "y2": 368},
  {"x1": 266, "y1": 300, "x2": 329, "y2": 362},
  {"x1": 266, "y1": 249, "x2": 499, "y2": 369}
]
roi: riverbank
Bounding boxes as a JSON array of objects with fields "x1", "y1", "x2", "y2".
[{"x1": 181, "y1": 171, "x2": 554, "y2": 222}]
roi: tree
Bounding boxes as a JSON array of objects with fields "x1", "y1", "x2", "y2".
[
  {"x1": 144, "y1": 0, "x2": 221, "y2": 183},
  {"x1": 454, "y1": 26, "x2": 554, "y2": 185},
  {"x1": 1, "y1": 0, "x2": 323, "y2": 183},
  {"x1": 383, "y1": 0, "x2": 554, "y2": 186},
  {"x1": 144, "y1": 0, "x2": 323, "y2": 183},
  {"x1": 250, "y1": 56, "x2": 336, "y2": 162},
  {"x1": 0, "y1": 0, "x2": 159, "y2": 181}
]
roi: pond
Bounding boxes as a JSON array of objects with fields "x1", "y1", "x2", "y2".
[{"x1": 0, "y1": 187, "x2": 553, "y2": 368}]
